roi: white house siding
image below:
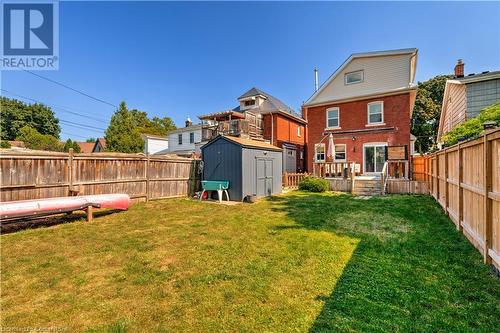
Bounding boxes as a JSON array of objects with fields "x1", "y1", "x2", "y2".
[
  {"x1": 145, "y1": 138, "x2": 169, "y2": 155},
  {"x1": 311, "y1": 54, "x2": 413, "y2": 105},
  {"x1": 168, "y1": 127, "x2": 202, "y2": 153}
]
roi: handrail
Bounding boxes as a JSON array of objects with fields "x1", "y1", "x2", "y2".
[{"x1": 381, "y1": 161, "x2": 389, "y2": 195}]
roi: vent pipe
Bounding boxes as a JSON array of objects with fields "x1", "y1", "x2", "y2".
[{"x1": 314, "y1": 67, "x2": 319, "y2": 92}]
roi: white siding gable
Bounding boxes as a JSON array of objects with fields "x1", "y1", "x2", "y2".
[
  {"x1": 144, "y1": 138, "x2": 169, "y2": 155},
  {"x1": 307, "y1": 52, "x2": 416, "y2": 106},
  {"x1": 168, "y1": 128, "x2": 202, "y2": 153}
]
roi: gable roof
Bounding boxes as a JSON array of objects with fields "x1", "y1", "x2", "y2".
[
  {"x1": 233, "y1": 87, "x2": 306, "y2": 122},
  {"x1": 92, "y1": 138, "x2": 106, "y2": 152},
  {"x1": 304, "y1": 48, "x2": 418, "y2": 106},
  {"x1": 457, "y1": 70, "x2": 500, "y2": 84},
  {"x1": 77, "y1": 142, "x2": 96, "y2": 153},
  {"x1": 202, "y1": 135, "x2": 282, "y2": 152}
]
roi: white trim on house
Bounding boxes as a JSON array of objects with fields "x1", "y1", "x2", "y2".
[
  {"x1": 326, "y1": 107, "x2": 340, "y2": 129},
  {"x1": 334, "y1": 144, "x2": 347, "y2": 162},
  {"x1": 367, "y1": 101, "x2": 384, "y2": 125},
  {"x1": 345, "y1": 70, "x2": 364, "y2": 85},
  {"x1": 314, "y1": 143, "x2": 325, "y2": 162},
  {"x1": 362, "y1": 142, "x2": 388, "y2": 174}
]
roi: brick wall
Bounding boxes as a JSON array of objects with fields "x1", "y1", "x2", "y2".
[{"x1": 303, "y1": 93, "x2": 412, "y2": 172}]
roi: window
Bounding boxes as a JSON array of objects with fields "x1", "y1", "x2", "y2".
[
  {"x1": 334, "y1": 144, "x2": 346, "y2": 161},
  {"x1": 345, "y1": 70, "x2": 363, "y2": 85},
  {"x1": 297, "y1": 126, "x2": 301, "y2": 137},
  {"x1": 367, "y1": 102, "x2": 384, "y2": 124},
  {"x1": 244, "y1": 100, "x2": 255, "y2": 107},
  {"x1": 189, "y1": 132, "x2": 194, "y2": 144},
  {"x1": 326, "y1": 107, "x2": 340, "y2": 128},
  {"x1": 178, "y1": 134, "x2": 183, "y2": 145},
  {"x1": 315, "y1": 143, "x2": 325, "y2": 162}
]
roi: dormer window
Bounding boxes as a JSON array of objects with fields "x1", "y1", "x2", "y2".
[
  {"x1": 244, "y1": 100, "x2": 255, "y2": 107},
  {"x1": 345, "y1": 70, "x2": 363, "y2": 85}
]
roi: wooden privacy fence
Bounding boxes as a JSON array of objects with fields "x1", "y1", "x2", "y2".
[
  {"x1": 421, "y1": 128, "x2": 500, "y2": 269},
  {"x1": 282, "y1": 172, "x2": 309, "y2": 188},
  {"x1": 0, "y1": 150, "x2": 201, "y2": 202}
]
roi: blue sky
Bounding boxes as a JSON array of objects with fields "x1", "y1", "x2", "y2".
[{"x1": 2, "y1": 1, "x2": 499, "y2": 140}]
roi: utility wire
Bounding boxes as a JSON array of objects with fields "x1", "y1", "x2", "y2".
[
  {"x1": 1, "y1": 89, "x2": 109, "y2": 123},
  {"x1": 59, "y1": 119, "x2": 106, "y2": 132},
  {"x1": 61, "y1": 132, "x2": 91, "y2": 140},
  {"x1": 23, "y1": 70, "x2": 118, "y2": 108}
]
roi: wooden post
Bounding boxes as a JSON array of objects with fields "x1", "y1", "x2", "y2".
[
  {"x1": 483, "y1": 133, "x2": 492, "y2": 264},
  {"x1": 457, "y1": 143, "x2": 463, "y2": 231},
  {"x1": 145, "y1": 155, "x2": 150, "y2": 202},
  {"x1": 86, "y1": 205, "x2": 93, "y2": 222},
  {"x1": 436, "y1": 154, "x2": 440, "y2": 203},
  {"x1": 444, "y1": 149, "x2": 449, "y2": 216},
  {"x1": 68, "y1": 148, "x2": 74, "y2": 195}
]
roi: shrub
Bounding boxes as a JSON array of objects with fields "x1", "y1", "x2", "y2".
[
  {"x1": 442, "y1": 102, "x2": 500, "y2": 146},
  {"x1": 298, "y1": 177, "x2": 329, "y2": 192},
  {"x1": 0, "y1": 140, "x2": 11, "y2": 148}
]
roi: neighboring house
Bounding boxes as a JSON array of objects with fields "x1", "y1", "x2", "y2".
[
  {"x1": 198, "y1": 87, "x2": 307, "y2": 172},
  {"x1": 76, "y1": 142, "x2": 95, "y2": 153},
  {"x1": 141, "y1": 134, "x2": 169, "y2": 155},
  {"x1": 438, "y1": 60, "x2": 500, "y2": 143},
  {"x1": 92, "y1": 138, "x2": 106, "y2": 152},
  {"x1": 302, "y1": 48, "x2": 418, "y2": 175},
  {"x1": 167, "y1": 118, "x2": 203, "y2": 155}
]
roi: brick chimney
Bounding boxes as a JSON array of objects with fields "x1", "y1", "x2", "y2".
[{"x1": 454, "y1": 59, "x2": 464, "y2": 78}]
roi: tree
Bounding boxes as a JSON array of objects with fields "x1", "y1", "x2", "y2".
[
  {"x1": 411, "y1": 75, "x2": 451, "y2": 153},
  {"x1": 63, "y1": 139, "x2": 81, "y2": 153},
  {"x1": 16, "y1": 126, "x2": 62, "y2": 151},
  {"x1": 0, "y1": 97, "x2": 61, "y2": 140},
  {"x1": 105, "y1": 102, "x2": 145, "y2": 153},
  {"x1": 104, "y1": 101, "x2": 177, "y2": 153},
  {"x1": 86, "y1": 137, "x2": 97, "y2": 143}
]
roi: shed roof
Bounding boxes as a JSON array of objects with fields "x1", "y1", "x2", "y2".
[{"x1": 202, "y1": 135, "x2": 282, "y2": 152}]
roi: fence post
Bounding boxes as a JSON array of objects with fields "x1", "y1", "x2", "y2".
[
  {"x1": 436, "y1": 154, "x2": 440, "y2": 204},
  {"x1": 483, "y1": 133, "x2": 492, "y2": 264},
  {"x1": 145, "y1": 155, "x2": 150, "y2": 202},
  {"x1": 457, "y1": 143, "x2": 463, "y2": 231},
  {"x1": 68, "y1": 148, "x2": 74, "y2": 196},
  {"x1": 444, "y1": 149, "x2": 449, "y2": 216}
]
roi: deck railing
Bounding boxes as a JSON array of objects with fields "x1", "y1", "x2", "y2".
[
  {"x1": 282, "y1": 172, "x2": 309, "y2": 188},
  {"x1": 313, "y1": 162, "x2": 354, "y2": 178}
]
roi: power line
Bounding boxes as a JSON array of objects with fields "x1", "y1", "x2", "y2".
[
  {"x1": 59, "y1": 119, "x2": 106, "y2": 132},
  {"x1": 1, "y1": 89, "x2": 109, "y2": 124},
  {"x1": 23, "y1": 70, "x2": 118, "y2": 108},
  {"x1": 61, "y1": 132, "x2": 91, "y2": 140}
]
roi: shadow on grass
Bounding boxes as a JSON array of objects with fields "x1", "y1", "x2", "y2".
[
  {"x1": 0, "y1": 209, "x2": 121, "y2": 234},
  {"x1": 268, "y1": 192, "x2": 500, "y2": 332}
]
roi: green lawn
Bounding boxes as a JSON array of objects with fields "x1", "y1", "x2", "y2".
[{"x1": 1, "y1": 192, "x2": 499, "y2": 332}]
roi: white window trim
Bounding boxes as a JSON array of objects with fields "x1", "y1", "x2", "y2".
[
  {"x1": 314, "y1": 143, "x2": 325, "y2": 163},
  {"x1": 189, "y1": 132, "x2": 195, "y2": 144},
  {"x1": 297, "y1": 126, "x2": 301, "y2": 137},
  {"x1": 334, "y1": 144, "x2": 347, "y2": 162},
  {"x1": 344, "y1": 70, "x2": 364, "y2": 85},
  {"x1": 326, "y1": 107, "x2": 340, "y2": 129},
  {"x1": 362, "y1": 142, "x2": 388, "y2": 174},
  {"x1": 178, "y1": 133, "x2": 183, "y2": 145},
  {"x1": 367, "y1": 101, "x2": 384, "y2": 125}
]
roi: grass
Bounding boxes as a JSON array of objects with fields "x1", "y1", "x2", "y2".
[{"x1": 1, "y1": 192, "x2": 499, "y2": 332}]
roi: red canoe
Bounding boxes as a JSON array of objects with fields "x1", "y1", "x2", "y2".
[{"x1": 0, "y1": 194, "x2": 130, "y2": 221}]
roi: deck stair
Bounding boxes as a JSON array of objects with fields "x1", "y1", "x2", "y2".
[{"x1": 352, "y1": 176, "x2": 383, "y2": 196}]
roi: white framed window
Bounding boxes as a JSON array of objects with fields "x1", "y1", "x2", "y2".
[
  {"x1": 315, "y1": 143, "x2": 325, "y2": 162},
  {"x1": 334, "y1": 144, "x2": 347, "y2": 161},
  {"x1": 326, "y1": 107, "x2": 340, "y2": 128},
  {"x1": 178, "y1": 134, "x2": 183, "y2": 145},
  {"x1": 189, "y1": 132, "x2": 194, "y2": 144},
  {"x1": 367, "y1": 101, "x2": 384, "y2": 125},
  {"x1": 297, "y1": 126, "x2": 301, "y2": 137},
  {"x1": 345, "y1": 70, "x2": 363, "y2": 85}
]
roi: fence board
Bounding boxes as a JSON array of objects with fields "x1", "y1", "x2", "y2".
[
  {"x1": 0, "y1": 151, "x2": 200, "y2": 202},
  {"x1": 422, "y1": 128, "x2": 500, "y2": 269}
]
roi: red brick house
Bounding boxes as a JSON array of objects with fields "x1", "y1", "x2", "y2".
[
  {"x1": 302, "y1": 48, "x2": 418, "y2": 177},
  {"x1": 199, "y1": 87, "x2": 307, "y2": 172}
]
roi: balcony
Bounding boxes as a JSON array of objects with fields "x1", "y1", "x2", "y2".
[{"x1": 202, "y1": 119, "x2": 263, "y2": 141}]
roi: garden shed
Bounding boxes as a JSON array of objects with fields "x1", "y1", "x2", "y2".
[{"x1": 201, "y1": 135, "x2": 282, "y2": 201}]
